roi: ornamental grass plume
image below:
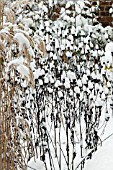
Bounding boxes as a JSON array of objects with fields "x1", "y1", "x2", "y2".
[{"x1": 0, "y1": 1, "x2": 37, "y2": 169}]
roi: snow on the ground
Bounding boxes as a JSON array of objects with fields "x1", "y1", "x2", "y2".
[
  {"x1": 84, "y1": 116, "x2": 113, "y2": 170},
  {"x1": 27, "y1": 157, "x2": 46, "y2": 170}
]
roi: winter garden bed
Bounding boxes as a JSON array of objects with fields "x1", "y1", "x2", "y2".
[{"x1": 0, "y1": 0, "x2": 113, "y2": 170}]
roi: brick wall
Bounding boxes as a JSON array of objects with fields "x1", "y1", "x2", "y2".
[{"x1": 92, "y1": 0, "x2": 113, "y2": 27}]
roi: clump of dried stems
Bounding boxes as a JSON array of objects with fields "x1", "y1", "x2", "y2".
[{"x1": 0, "y1": 1, "x2": 35, "y2": 170}]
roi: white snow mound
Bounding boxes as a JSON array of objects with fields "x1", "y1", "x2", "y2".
[{"x1": 27, "y1": 158, "x2": 46, "y2": 170}]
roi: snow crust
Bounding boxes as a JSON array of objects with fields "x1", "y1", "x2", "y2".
[
  {"x1": 84, "y1": 118, "x2": 113, "y2": 170},
  {"x1": 27, "y1": 157, "x2": 46, "y2": 170}
]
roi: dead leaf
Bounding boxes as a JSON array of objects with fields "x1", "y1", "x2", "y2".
[{"x1": 39, "y1": 40, "x2": 47, "y2": 57}]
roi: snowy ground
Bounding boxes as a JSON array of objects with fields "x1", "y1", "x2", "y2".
[
  {"x1": 28, "y1": 116, "x2": 113, "y2": 170},
  {"x1": 84, "y1": 116, "x2": 113, "y2": 170},
  {"x1": 27, "y1": 107, "x2": 113, "y2": 170}
]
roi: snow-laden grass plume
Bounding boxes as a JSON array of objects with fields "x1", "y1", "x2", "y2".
[{"x1": 0, "y1": 4, "x2": 38, "y2": 168}]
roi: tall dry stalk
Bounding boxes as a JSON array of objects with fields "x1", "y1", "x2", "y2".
[
  {"x1": 0, "y1": 1, "x2": 4, "y2": 169},
  {"x1": 0, "y1": 60, "x2": 3, "y2": 170},
  {"x1": 0, "y1": 0, "x2": 6, "y2": 29}
]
